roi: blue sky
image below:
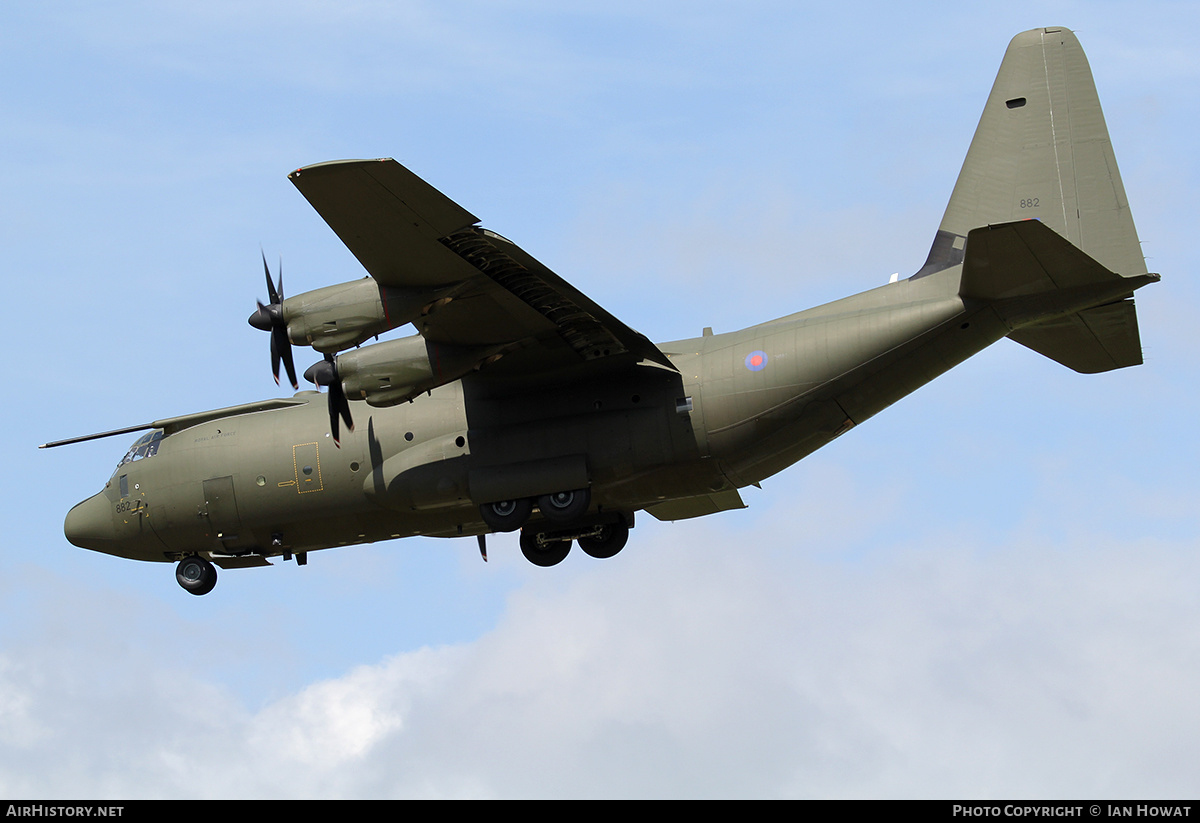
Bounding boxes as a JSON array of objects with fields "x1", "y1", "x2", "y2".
[{"x1": 4, "y1": 0, "x2": 1199, "y2": 798}]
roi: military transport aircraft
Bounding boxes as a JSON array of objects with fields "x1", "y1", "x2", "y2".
[{"x1": 44, "y1": 28, "x2": 1158, "y2": 595}]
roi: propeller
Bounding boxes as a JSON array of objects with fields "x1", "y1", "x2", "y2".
[
  {"x1": 303, "y1": 353, "x2": 354, "y2": 446},
  {"x1": 248, "y1": 252, "x2": 298, "y2": 390}
]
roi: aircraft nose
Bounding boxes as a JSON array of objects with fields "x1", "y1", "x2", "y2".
[{"x1": 64, "y1": 492, "x2": 115, "y2": 551}]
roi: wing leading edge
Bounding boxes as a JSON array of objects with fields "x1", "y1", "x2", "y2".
[{"x1": 289, "y1": 158, "x2": 672, "y2": 373}]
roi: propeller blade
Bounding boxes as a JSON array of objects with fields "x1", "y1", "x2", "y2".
[
  {"x1": 328, "y1": 388, "x2": 341, "y2": 445},
  {"x1": 262, "y1": 251, "x2": 280, "y2": 305},
  {"x1": 270, "y1": 328, "x2": 281, "y2": 385},
  {"x1": 273, "y1": 325, "x2": 298, "y2": 390},
  {"x1": 250, "y1": 252, "x2": 298, "y2": 389},
  {"x1": 305, "y1": 353, "x2": 353, "y2": 447},
  {"x1": 326, "y1": 384, "x2": 354, "y2": 447},
  {"x1": 328, "y1": 381, "x2": 354, "y2": 447}
]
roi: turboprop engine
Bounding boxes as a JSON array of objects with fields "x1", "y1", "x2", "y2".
[
  {"x1": 278, "y1": 278, "x2": 432, "y2": 353},
  {"x1": 302, "y1": 333, "x2": 505, "y2": 442},
  {"x1": 249, "y1": 257, "x2": 452, "y2": 388},
  {"x1": 333, "y1": 334, "x2": 502, "y2": 407},
  {"x1": 253, "y1": 277, "x2": 436, "y2": 355}
]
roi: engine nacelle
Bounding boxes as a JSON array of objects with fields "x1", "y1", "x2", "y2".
[
  {"x1": 282, "y1": 278, "x2": 440, "y2": 353},
  {"x1": 335, "y1": 334, "x2": 502, "y2": 407}
]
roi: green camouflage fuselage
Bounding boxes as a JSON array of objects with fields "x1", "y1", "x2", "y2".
[{"x1": 73, "y1": 265, "x2": 1003, "y2": 563}]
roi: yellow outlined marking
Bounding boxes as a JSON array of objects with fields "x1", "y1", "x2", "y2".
[{"x1": 292, "y1": 442, "x2": 324, "y2": 494}]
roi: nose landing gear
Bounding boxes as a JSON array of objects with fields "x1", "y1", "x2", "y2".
[{"x1": 176, "y1": 555, "x2": 218, "y2": 596}]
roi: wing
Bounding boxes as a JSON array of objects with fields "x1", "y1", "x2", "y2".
[{"x1": 288, "y1": 158, "x2": 672, "y2": 374}]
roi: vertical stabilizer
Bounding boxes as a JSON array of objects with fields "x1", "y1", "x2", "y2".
[
  {"x1": 917, "y1": 27, "x2": 1155, "y2": 374},
  {"x1": 917, "y1": 27, "x2": 1146, "y2": 280}
]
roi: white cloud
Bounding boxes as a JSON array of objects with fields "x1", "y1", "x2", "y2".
[{"x1": 3, "y1": 503, "x2": 1198, "y2": 798}]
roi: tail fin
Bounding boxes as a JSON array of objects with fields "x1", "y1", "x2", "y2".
[{"x1": 918, "y1": 27, "x2": 1155, "y2": 372}]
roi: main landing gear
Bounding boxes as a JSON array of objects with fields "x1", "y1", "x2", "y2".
[
  {"x1": 518, "y1": 519, "x2": 630, "y2": 567},
  {"x1": 479, "y1": 488, "x2": 632, "y2": 567},
  {"x1": 576, "y1": 520, "x2": 629, "y2": 559},
  {"x1": 519, "y1": 530, "x2": 573, "y2": 567},
  {"x1": 480, "y1": 488, "x2": 591, "y2": 533},
  {"x1": 176, "y1": 555, "x2": 218, "y2": 596},
  {"x1": 479, "y1": 497, "x2": 534, "y2": 532}
]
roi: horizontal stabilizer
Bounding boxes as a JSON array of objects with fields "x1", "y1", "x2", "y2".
[
  {"x1": 962, "y1": 219, "x2": 1131, "y2": 302},
  {"x1": 1008, "y1": 299, "x2": 1144, "y2": 373},
  {"x1": 960, "y1": 220, "x2": 1158, "y2": 373}
]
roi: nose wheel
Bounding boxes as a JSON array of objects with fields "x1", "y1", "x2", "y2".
[{"x1": 176, "y1": 556, "x2": 218, "y2": 596}]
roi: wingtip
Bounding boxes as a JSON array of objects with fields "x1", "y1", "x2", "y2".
[{"x1": 289, "y1": 157, "x2": 396, "y2": 180}]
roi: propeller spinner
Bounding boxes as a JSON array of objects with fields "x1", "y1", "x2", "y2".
[{"x1": 248, "y1": 252, "x2": 298, "y2": 390}]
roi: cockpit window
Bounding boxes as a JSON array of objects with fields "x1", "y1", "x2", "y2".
[{"x1": 116, "y1": 429, "x2": 164, "y2": 470}]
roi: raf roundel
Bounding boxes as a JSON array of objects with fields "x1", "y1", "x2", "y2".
[{"x1": 745, "y1": 350, "x2": 768, "y2": 372}]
